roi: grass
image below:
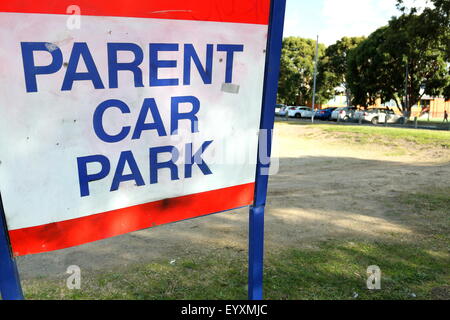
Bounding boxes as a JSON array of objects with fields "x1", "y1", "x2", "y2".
[
  {"x1": 322, "y1": 125, "x2": 450, "y2": 147},
  {"x1": 396, "y1": 188, "x2": 450, "y2": 246},
  {"x1": 20, "y1": 184, "x2": 450, "y2": 300},
  {"x1": 266, "y1": 241, "x2": 449, "y2": 300},
  {"x1": 283, "y1": 122, "x2": 450, "y2": 149},
  {"x1": 402, "y1": 189, "x2": 450, "y2": 212},
  {"x1": 21, "y1": 240, "x2": 449, "y2": 300}
]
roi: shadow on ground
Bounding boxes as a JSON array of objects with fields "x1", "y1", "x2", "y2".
[{"x1": 16, "y1": 156, "x2": 450, "y2": 284}]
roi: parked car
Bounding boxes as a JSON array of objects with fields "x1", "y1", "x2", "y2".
[
  {"x1": 314, "y1": 107, "x2": 337, "y2": 121},
  {"x1": 288, "y1": 106, "x2": 314, "y2": 118},
  {"x1": 330, "y1": 106, "x2": 357, "y2": 121},
  {"x1": 353, "y1": 108, "x2": 407, "y2": 125},
  {"x1": 275, "y1": 104, "x2": 288, "y2": 117}
]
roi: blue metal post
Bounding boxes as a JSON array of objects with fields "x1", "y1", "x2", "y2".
[
  {"x1": 248, "y1": 0, "x2": 286, "y2": 300},
  {"x1": 0, "y1": 195, "x2": 24, "y2": 300}
]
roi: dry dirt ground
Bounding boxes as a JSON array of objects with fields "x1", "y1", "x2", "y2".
[{"x1": 17, "y1": 122, "x2": 450, "y2": 279}]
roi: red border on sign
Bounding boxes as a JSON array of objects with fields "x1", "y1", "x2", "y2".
[
  {"x1": 8, "y1": 183, "x2": 255, "y2": 256},
  {"x1": 0, "y1": 0, "x2": 270, "y2": 25}
]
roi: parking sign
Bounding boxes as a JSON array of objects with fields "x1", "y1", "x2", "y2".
[{"x1": 0, "y1": 0, "x2": 285, "y2": 300}]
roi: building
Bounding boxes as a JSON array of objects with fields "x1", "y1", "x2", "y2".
[{"x1": 415, "y1": 96, "x2": 450, "y2": 119}]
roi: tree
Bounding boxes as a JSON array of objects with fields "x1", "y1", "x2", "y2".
[
  {"x1": 346, "y1": 28, "x2": 389, "y2": 108},
  {"x1": 347, "y1": 13, "x2": 450, "y2": 113},
  {"x1": 397, "y1": 0, "x2": 450, "y2": 99},
  {"x1": 278, "y1": 37, "x2": 329, "y2": 106},
  {"x1": 397, "y1": 0, "x2": 450, "y2": 19},
  {"x1": 318, "y1": 36, "x2": 365, "y2": 106}
]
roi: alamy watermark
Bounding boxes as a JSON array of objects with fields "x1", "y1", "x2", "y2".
[
  {"x1": 66, "y1": 5, "x2": 81, "y2": 30},
  {"x1": 366, "y1": 265, "x2": 381, "y2": 290},
  {"x1": 66, "y1": 265, "x2": 81, "y2": 290}
]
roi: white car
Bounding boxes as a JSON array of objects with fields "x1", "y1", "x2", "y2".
[
  {"x1": 353, "y1": 108, "x2": 407, "y2": 125},
  {"x1": 288, "y1": 106, "x2": 314, "y2": 118},
  {"x1": 275, "y1": 104, "x2": 288, "y2": 116},
  {"x1": 330, "y1": 106, "x2": 357, "y2": 121}
]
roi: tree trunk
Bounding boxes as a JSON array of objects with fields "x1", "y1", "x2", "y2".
[{"x1": 346, "y1": 89, "x2": 352, "y2": 107}]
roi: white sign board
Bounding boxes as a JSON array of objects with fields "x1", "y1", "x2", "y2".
[{"x1": 0, "y1": 2, "x2": 271, "y2": 255}]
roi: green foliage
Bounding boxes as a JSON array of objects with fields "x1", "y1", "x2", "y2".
[
  {"x1": 318, "y1": 36, "x2": 365, "y2": 105},
  {"x1": 347, "y1": 27, "x2": 392, "y2": 108},
  {"x1": 278, "y1": 37, "x2": 328, "y2": 106},
  {"x1": 417, "y1": 0, "x2": 450, "y2": 77},
  {"x1": 347, "y1": 12, "x2": 450, "y2": 111},
  {"x1": 279, "y1": 2, "x2": 450, "y2": 108},
  {"x1": 397, "y1": 0, "x2": 450, "y2": 23}
]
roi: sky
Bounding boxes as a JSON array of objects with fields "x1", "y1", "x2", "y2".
[{"x1": 283, "y1": 0, "x2": 432, "y2": 45}]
